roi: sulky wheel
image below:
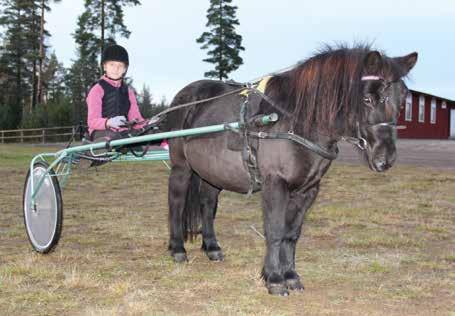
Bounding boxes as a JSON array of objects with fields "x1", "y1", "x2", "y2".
[{"x1": 23, "y1": 161, "x2": 63, "y2": 253}]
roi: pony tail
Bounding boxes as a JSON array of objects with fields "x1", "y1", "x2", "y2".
[{"x1": 182, "y1": 172, "x2": 202, "y2": 242}]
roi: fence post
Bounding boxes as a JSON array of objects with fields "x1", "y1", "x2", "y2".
[
  {"x1": 42, "y1": 129, "x2": 45, "y2": 144},
  {"x1": 20, "y1": 130, "x2": 24, "y2": 143},
  {"x1": 1, "y1": 131, "x2": 3, "y2": 144}
]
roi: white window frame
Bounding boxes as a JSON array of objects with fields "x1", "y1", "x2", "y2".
[
  {"x1": 418, "y1": 95, "x2": 425, "y2": 123},
  {"x1": 430, "y1": 98, "x2": 436, "y2": 124},
  {"x1": 405, "y1": 93, "x2": 413, "y2": 121}
]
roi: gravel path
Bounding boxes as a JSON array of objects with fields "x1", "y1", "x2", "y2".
[{"x1": 337, "y1": 139, "x2": 455, "y2": 169}]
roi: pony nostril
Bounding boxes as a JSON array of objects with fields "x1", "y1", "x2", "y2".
[{"x1": 373, "y1": 156, "x2": 389, "y2": 171}]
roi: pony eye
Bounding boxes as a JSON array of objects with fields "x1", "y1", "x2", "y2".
[{"x1": 364, "y1": 97, "x2": 372, "y2": 104}]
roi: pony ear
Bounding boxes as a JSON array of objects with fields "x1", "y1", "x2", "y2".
[
  {"x1": 394, "y1": 52, "x2": 418, "y2": 76},
  {"x1": 364, "y1": 51, "x2": 382, "y2": 74}
]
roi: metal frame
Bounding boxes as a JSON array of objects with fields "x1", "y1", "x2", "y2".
[{"x1": 27, "y1": 115, "x2": 278, "y2": 210}]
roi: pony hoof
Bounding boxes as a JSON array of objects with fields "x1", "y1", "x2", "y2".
[
  {"x1": 267, "y1": 283, "x2": 289, "y2": 296},
  {"x1": 286, "y1": 278, "x2": 304, "y2": 291},
  {"x1": 206, "y1": 250, "x2": 224, "y2": 261},
  {"x1": 172, "y1": 252, "x2": 188, "y2": 263}
]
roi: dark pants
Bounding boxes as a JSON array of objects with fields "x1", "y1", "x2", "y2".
[
  {"x1": 90, "y1": 129, "x2": 130, "y2": 143},
  {"x1": 81, "y1": 129, "x2": 161, "y2": 168},
  {"x1": 90, "y1": 129, "x2": 162, "y2": 153}
]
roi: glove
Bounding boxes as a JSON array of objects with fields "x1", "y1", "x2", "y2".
[{"x1": 106, "y1": 116, "x2": 126, "y2": 129}]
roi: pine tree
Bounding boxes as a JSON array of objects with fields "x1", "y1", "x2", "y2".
[
  {"x1": 67, "y1": 11, "x2": 100, "y2": 124},
  {"x1": 0, "y1": 0, "x2": 62, "y2": 128},
  {"x1": 0, "y1": 43, "x2": 18, "y2": 129},
  {"x1": 196, "y1": 0, "x2": 244, "y2": 80},
  {"x1": 138, "y1": 84, "x2": 153, "y2": 117},
  {"x1": 83, "y1": 0, "x2": 141, "y2": 68},
  {"x1": 43, "y1": 52, "x2": 66, "y2": 102},
  {"x1": 0, "y1": 0, "x2": 37, "y2": 127},
  {"x1": 37, "y1": 0, "x2": 62, "y2": 106},
  {"x1": 25, "y1": 0, "x2": 42, "y2": 113}
]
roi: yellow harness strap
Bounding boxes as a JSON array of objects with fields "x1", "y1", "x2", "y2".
[{"x1": 239, "y1": 76, "x2": 272, "y2": 97}]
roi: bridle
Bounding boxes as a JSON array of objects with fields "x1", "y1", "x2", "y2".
[
  {"x1": 341, "y1": 75, "x2": 399, "y2": 152},
  {"x1": 249, "y1": 75, "x2": 399, "y2": 158},
  {"x1": 342, "y1": 121, "x2": 398, "y2": 152}
]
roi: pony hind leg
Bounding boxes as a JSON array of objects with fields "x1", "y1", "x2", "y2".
[
  {"x1": 261, "y1": 175, "x2": 290, "y2": 296},
  {"x1": 199, "y1": 179, "x2": 224, "y2": 261},
  {"x1": 168, "y1": 165, "x2": 193, "y2": 263},
  {"x1": 280, "y1": 184, "x2": 320, "y2": 291}
]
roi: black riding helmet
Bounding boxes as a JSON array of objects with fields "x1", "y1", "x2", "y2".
[{"x1": 102, "y1": 44, "x2": 129, "y2": 65}]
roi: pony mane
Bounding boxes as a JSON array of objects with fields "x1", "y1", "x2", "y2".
[{"x1": 263, "y1": 44, "x2": 401, "y2": 137}]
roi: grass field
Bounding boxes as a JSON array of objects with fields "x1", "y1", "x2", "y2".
[{"x1": 1, "y1": 144, "x2": 454, "y2": 315}]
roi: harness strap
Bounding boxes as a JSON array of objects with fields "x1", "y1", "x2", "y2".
[
  {"x1": 342, "y1": 121, "x2": 368, "y2": 151},
  {"x1": 341, "y1": 136, "x2": 367, "y2": 151},
  {"x1": 105, "y1": 140, "x2": 113, "y2": 152},
  {"x1": 240, "y1": 94, "x2": 262, "y2": 196},
  {"x1": 247, "y1": 85, "x2": 299, "y2": 132},
  {"x1": 151, "y1": 87, "x2": 246, "y2": 120},
  {"x1": 129, "y1": 143, "x2": 151, "y2": 158},
  {"x1": 248, "y1": 131, "x2": 339, "y2": 160}
]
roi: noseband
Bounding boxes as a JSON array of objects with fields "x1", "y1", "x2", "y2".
[{"x1": 342, "y1": 121, "x2": 397, "y2": 151}]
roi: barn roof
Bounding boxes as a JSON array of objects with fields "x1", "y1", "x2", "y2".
[{"x1": 409, "y1": 89, "x2": 454, "y2": 103}]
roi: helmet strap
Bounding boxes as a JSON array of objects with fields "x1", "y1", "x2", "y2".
[
  {"x1": 105, "y1": 75, "x2": 123, "y2": 81},
  {"x1": 103, "y1": 66, "x2": 128, "y2": 82}
]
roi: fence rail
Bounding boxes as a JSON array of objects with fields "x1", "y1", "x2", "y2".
[{"x1": 0, "y1": 126, "x2": 78, "y2": 144}]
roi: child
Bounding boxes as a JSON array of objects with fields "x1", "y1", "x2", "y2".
[{"x1": 87, "y1": 44, "x2": 147, "y2": 143}]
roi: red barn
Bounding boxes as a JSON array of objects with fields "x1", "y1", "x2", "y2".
[{"x1": 398, "y1": 89, "x2": 455, "y2": 139}]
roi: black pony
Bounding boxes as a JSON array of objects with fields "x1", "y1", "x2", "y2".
[{"x1": 165, "y1": 45, "x2": 417, "y2": 295}]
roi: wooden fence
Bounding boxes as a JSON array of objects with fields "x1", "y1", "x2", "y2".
[{"x1": 0, "y1": 126, "x2": 78, "y2": 144}]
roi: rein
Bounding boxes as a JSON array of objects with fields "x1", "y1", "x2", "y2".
[
  {"x1": 139, "y1": 79, "x2": 340, "y2": 161},
  {"x1": 136, "y1": 74, "x2": 396, "y2": 161},
  {"x1": 248, "y1": 130, "x2": 339, "y2": 160},
  {"x1": 149, "y1": 87, "x2": 247, "y2": 121},
  {"x1": 246, "y1": 85, "x2": 339, "y2": 160}
]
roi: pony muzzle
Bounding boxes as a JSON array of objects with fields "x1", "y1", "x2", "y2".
[{"x1": 367, "y1": 144, "x2": 397, "y2": 172}]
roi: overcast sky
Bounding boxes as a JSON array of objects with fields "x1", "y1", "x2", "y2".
[{"x1": 47, "y1": 0, "x2": 455, "y2": 102}]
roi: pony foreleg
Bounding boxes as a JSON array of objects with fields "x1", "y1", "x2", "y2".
[
  {"x1": 168, "y1": 165, "x2": 192, "y2": 263},
  {"x1": 261, "y1": 175, "x2": 290, "y2": 296},
  {"x1": 280, "y1": 184, "x2": 320, "y2": 291},
  {"x1": 199, "y1": 180, "x2": 224, "y2": 261}
]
